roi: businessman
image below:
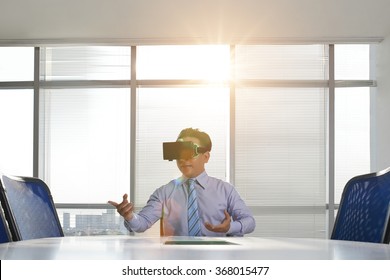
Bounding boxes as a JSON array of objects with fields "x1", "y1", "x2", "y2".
[{"x1": 108, "y1": 128, "x2": 255, "y2": 236}]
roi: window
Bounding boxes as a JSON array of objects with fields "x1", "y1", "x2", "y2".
[
  {"x1": 136, "y1": 87, "x2": 229, "y2": 206},
  {"x1": 39, "y1": 46, "x2": 131, "y2": 235},
  {"x1": 335, "y1": 45, "x2": 370, "y2": 80},
  {"x1": 235, "y1": 45, "x2": 328, "y2": 80},
  {"x1": 135, "y1": 45, "x2": 230, "y2": 235},
  {"x1": 41, "y1": 46, "x2": 130, "y2": 81},
  {"x1": 334, "y1": 45, "x2": 371, "y2": 203},
  {"x1": 0, "y1": 47, "x2": 34, "y2": 176},
  {"x1": 234, "y1": 45, "x2": 328, "y2": 238},
  {"x1": 335, "y1": 87, "x2": 370, "y2": 202},
  {"x1": 0, "y1": 89, "x2": 34, "y2": 176},
  {"x1": 0, "y1": 44, "x2": 374, "y2": 238},
  {"x1": 40, "y1": 88, "x2": 130, "y2": 203},
  {"x1": 137, "y1": 45, "x2": 230, "y2": 80},
  {"x1": 0, "y1": 47, "x2": 34, "y2": 81}
]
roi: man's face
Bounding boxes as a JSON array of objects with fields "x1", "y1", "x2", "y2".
[{"x1": 176, "y1": 136, "x2": 210, "y2": 178}]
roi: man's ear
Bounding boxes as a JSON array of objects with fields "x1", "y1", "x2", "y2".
[{"x1": 203, "y1": 151, "x2": 210, "y2": 163}]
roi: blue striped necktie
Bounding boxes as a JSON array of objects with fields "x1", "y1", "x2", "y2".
[{"x1": 187, "y1": 179, "x2": 201, "y2": 236}]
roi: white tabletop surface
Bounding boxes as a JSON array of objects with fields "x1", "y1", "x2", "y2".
[{"x1": 0, "y1": 235, "x2": 390, "y2": 260}]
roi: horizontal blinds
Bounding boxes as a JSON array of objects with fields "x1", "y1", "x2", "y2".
[
  {"x1": 41, "y1": 88, "x2": 131, "y2": 203},
  {"x1": 235, "y1": 45, "x2": 328, "y2": 80},
  {"x1": 235, "y1": 88, "x2": 327, "y2": 207},
  {"x1": 41, "y1": 46, "x2": 130, "y2": 81},
  {"x1": 39, "y1": 46, "x2": 132, "y2": 204},
  {"x1": 136, "y1": 87, "x2": 229, "y2": 205},
  {"x1": 235, "y1": 45, "x2": 328, "y2": 237}
]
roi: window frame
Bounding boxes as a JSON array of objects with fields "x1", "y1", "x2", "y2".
[{"x1": 0, "y1": 43, "x2": 376, "y2": 238}]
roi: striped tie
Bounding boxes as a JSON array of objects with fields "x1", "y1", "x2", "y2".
[{"x1": 187, "y1": 179, "x2": 201, "y2": 236}]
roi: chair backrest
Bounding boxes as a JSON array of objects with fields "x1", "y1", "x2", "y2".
[
  {"x1": 331, "y1": 167, "x2": 390, "y2": 243},
  {"x1": 0, "y1": 206, "x2": 12, "y2": 243},
  {"x1": 0, "y1": 174, "x2": 64, "y2": 241}
]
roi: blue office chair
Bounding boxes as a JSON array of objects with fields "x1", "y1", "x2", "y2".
[
  {"x1": 0, "y1": 174, "x2": 64, "y2": 241},
  {"x1": 0, "y1": 206, "x2": 12, "y2": 243},
  {"x1": 331, "y1": 167, "x2": 390, "y2": 244}
]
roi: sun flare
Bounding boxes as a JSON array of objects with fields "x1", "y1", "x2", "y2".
[{"x1": 137, "y1": 45, "x2": 230, "y2": 82}]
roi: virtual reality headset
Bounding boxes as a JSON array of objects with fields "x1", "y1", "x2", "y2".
[{"x1": 163, "y1": 141, "x2": 208, "y2": 161}]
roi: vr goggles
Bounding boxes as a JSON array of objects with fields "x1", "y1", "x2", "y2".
[{"x1": 163, "y1": 141, "x2": 208, "y2": 161}]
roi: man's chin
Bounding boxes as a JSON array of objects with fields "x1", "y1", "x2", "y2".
[{"x1": 181, "y1": 170, "x2": 194, "y2": 178}]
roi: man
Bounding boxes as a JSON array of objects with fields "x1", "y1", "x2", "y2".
[{"x1": 108, "y1": 128, "x2": 255, "y2": 236}]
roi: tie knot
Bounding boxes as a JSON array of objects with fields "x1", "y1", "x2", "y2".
[
  {"x1": 187, "y1": 178, "x2": 194, "y2": 184},
  {"x1": 187, "y1": 179, "x2": 195, "y2": 189}
]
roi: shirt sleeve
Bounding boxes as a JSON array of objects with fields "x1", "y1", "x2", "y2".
[
  {"x1": 124, "y1": 188, "x2": 163, "y2": 233},
  {"x1": 226, "y1": 187, "x2": 256, "y2": 236}
]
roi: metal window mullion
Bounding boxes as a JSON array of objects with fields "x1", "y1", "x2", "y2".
[
  {"x1": 236, "y1": 79, "x2": 329, "y2": 88},
  {"x1": 328, "y1": 44, "x2": 335, "y2": 238},
  {"x1": 369, "y1": 44, "x2": 377, "y2": 172},
  {"x1": 130, "y1": 46, "x2": 137, "y2": 203},
  {"x1": 229, "y1": 45, "x2": 236, "y2": 185},
  {"x1": 56, "y1": 203, "x2": 113, "y2": 210},
  {"x1": 0, "y1": 81, "x2": 34, "y2": 89},
  {"x1": 40, "y1": 80, "x2": 131, "y2": 88},
  {"x1": 33, "y1": 47, "x2": 40, "y2": 177}
]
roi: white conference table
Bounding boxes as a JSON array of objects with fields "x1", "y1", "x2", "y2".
[{"x1": 0, "y1": 235, "x2": 390, "y2": 260}]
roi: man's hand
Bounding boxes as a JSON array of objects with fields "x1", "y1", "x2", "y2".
[
  {"x1": 108, "y1": 194, "x2": 134, "y2": 221},
  {"x1": 204, "y1": 210, "x2": 231, "y2": 233}
]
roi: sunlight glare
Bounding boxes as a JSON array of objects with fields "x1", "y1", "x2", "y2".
[{"x1": 137, "y1": 45, "x2": 230, "y2": 82}]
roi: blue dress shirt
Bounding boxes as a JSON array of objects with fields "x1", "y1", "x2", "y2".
[{"x1": 125, "y1": 171, "x2": 256, "y2": 236}]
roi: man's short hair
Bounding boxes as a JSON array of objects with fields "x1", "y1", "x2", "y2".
[{"x1": 176, "y1": 128, "x2": 212, "y2": 152}]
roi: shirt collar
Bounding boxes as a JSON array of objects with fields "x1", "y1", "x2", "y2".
[
  {"x1": 195, "y1": 171, "x2": 208, "y2": 189},
  {"x1": 181, "y1": 171, "x2": 208, "y2": 189}
]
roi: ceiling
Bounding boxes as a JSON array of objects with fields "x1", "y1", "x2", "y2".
[{"x1": 1, "y1": 0, "x2": 390, "y2": 44}]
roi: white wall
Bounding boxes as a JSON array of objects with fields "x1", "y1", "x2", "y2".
[
  {"x1": 1, "y1": 0, "x2": 390, "y2": 43},
  {"x1": 375, "y1": 35, "x2": 390, "y2": 171}
]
